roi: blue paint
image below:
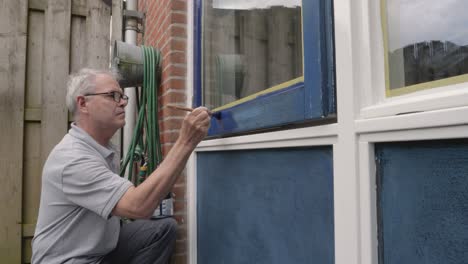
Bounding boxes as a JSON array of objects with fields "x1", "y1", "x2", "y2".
[
  {"x1": 208, "y1": 83, "x2": 306, "y2": 136},
  {"x1": 194, "y1": 0, "x2": 336, "y2": 136},
  {"x1": 324, "y1": 0, "x2": 336, "y2": 115},
  {"x1": 303, "y1": 0, "x2": 336, "y2": 117},
  {"x1": 192, "y1": 0, "x2": 202, "y2": 107},
  {"x1": 197, "y1": 147, "x2": 335, "y2": 264},
  {"x1": 376, "y1": 140, "x2": 468, "y2": 264}
]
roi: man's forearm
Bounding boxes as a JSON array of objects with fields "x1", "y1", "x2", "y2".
[
  {"x1": 113, "y1": 107, "x2": 210, "y2": 219},
  {"x1": 130, "y1": 139, "x2": 194, "y2": 217}
]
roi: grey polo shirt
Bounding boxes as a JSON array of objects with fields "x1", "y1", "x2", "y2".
[{"x1": 31, "y1": 124, "x2": 133, "y2": 264}]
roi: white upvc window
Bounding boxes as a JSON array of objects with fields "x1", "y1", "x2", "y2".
[
  {"x1": 186, "y1": 0, "x2": 468, "y2": 264},
  {"x1": 358, "y1": 0, "x2": 468, "y2": 118}
]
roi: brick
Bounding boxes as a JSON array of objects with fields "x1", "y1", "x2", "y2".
[
  {"x1": 154, "y1": 13, "x2": 171, "y2": 38},
  {"x1": 161, "y1": 118, "x2": 183, "y2": 131},
  {"x1": 174, "y1": 240, "x2": 187, "y2": 255},
  {"x1": 160, "y1": 105, "x2": 188, "y2": 117},
  {"x1": 171, "y1": 12, "x2": 187, "y2": 24},
  {"x1": 171, "y1": 1, "x2": 187, "y2": 12},
  {"x1": 163, "y1": 65, "x2": 186, "y2": 78},
  {"x1": 170, "y1": 25, "x2": 186, "y2": 38},
  {"x1": 160, "y1": 78, "x2": 186, "y2": 90},
  {"x1": 172, "y1": 185, "x2": 186, "y2": 199},
  {"x1": 173, "y1": 200, "x2": 186, "y2": 212},
  {"x1": 173, "y1": 214, "x2": 185, "y2": 225},
  {"x1": 161, "y1": 131, "x2": 180, "y2": 143},
  {"x1": 162, "y1": 51, "x2": 186, "y2": 64},
  {"x1": 159, "y1": 37, "x2": 172, "y2": 54},
  {"x1": 175, "y1": 174, "x2": 186, "y2": 185},
  {"x1": 171, "y1": 38, "x2": 187, "y2": 51},
  {"x1": 170, "y1": 254, "x2": 187, "y2": 264},
  {"x1": 160, "y1": 90, "x2": 186, "y2": 104},
  {"x1": 175, "y1": 225, "x2": 187, "y2": 240}
]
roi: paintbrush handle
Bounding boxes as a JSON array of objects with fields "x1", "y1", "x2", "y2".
[
  {"x1": 167, "y1": 104, "x2": 215, "y2": 117},
  {"x1": 166, "y1": 104, "x2": 194, "y2": 112}
]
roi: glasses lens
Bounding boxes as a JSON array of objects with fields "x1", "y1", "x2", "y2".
[{"x1": 113, "y1": 92, "x2": 121, "y2": 102}]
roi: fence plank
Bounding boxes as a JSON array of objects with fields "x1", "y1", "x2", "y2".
[
  {"x1": 21, "y1": 9, "x2": 46, "y2": 262},
  {"x1": 26, "y1": 10, "x2": 45, "y2": 112},
  {"x1": 41, "y1": 0, "x2": 71, "y2": 165},
  {"x1": 71, "y1": 0, "x2": 87, "y2": 17},
  {"x1": 86, "y1": 0, "x2": 111, "y2": 69},
  {"x1": 22, "y1": 122, "x2": 42, "y2": 235},
  {"x1": 0, "y1": 0, "x2": 28, "y2": 262},
  {"x1": 29, "y1": 0, "x2": 46, "y2": 11},
  {"x1": 70, "y1": 14, "x2": 87, "y2": 73}
]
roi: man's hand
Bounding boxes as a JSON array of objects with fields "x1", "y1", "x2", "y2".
[
  {"x1": 112, "y1": 107, "x2": 211, "y2": 219},
  {"x1": 177, "y1": 107, "x2": 211, "y2": 148}
]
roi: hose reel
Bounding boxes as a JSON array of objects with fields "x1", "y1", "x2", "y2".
[{"x1": 112, "y1": 41, "x2": 172, "y2": 218}]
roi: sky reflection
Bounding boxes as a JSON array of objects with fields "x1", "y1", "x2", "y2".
[{"x1": 387, "y1": 0, "x2": 468, "y2": 51}]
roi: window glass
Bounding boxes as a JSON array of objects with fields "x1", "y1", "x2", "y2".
[
  {"x1": 202, "y1": 0, "x2": 303, "y2": 109},
  {"x1": 383, "y1": 0, "x2": 468, "y2": 96}
]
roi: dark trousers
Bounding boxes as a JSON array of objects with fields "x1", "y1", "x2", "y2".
[{"x1": 101, "y1": 217, "x2": 177, "y2": 264}]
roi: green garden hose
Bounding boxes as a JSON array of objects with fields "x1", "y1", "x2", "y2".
[{"x1": 120, "y1": 46, "x2": 163, "y2": 185}]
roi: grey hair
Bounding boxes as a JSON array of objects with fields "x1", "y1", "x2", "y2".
[{"x1": 66, "y1": 68, "x2": 121, "y2": 114}]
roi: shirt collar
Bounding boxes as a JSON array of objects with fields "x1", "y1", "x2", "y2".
[{"x1": 69, "y1": 123, "x2": 115, "y2": 159}]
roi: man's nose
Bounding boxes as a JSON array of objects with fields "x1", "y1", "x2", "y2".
[{"x1": 119, "y1": 97, "x2": 128, "y2": 107}]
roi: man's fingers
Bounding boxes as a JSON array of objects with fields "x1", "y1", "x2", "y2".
[
  {"x1": 192, "y1": 110, "x2": 210, "y2": 123},
  {"x1": 191, "y1": 107, "x2": 210, "y2": 116}
]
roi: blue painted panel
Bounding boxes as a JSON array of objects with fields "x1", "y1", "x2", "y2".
[
  {"x1": 303, "y1": 0, "x2": 336, "y2": 117},
  {"x1": 207, "y1": 83, "x2": 306, "y2": 136},
  {"x1": 376, "y1": 140, "x2": 468, "y2": 264},
  {"x1": 197, "y1": 147, "x2": 335, "y2": 264},
  {"x1": 194, "y1": 0, "x2": 336, "y2": 136},
  {"x1": 192, "y1": 0, "x2": 202, "y2": 107}
]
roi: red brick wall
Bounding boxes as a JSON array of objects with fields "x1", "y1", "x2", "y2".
[{"x1": 138, "y1": 1, "x2": 188, "y2": 263}]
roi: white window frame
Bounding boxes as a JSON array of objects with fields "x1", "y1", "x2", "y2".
[
  {"x1": 357, "y1": 0, "x2": 468, "y2": 119},
  {"x1": 186, "y1": 1, "x2": 468, "y2": 264},
  {"x1": 358, "y1": 121, "x2": 468, "y2": 264}
]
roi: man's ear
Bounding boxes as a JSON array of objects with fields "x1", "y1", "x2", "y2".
[{"x1": 76, "y1": 96, "x2": 89, "y2": 114}]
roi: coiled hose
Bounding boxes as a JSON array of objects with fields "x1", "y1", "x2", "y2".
[{"x1": 120, "y1": 46, "x2": 163, "y2": 185}]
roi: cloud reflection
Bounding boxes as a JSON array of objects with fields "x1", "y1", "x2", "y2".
[{"x1": 387, "y1": 0, "x2": 468, "y2": 51}]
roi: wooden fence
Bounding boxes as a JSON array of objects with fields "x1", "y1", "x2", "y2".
[{"x1": 0, "y1": 0, "x2": 123, "y2": 262}]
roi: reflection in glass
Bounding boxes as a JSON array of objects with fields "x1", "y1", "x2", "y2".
[
  {"x1": 385, "y1": 0, "x2": 468, "y2": 91},
  {"x1": 202, "y1": 0, "x2": 303, "y2": 109}
]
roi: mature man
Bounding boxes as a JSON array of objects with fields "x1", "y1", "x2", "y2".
[{"x1": 31, "y1": 68, "x2": 211, "y2": 263}]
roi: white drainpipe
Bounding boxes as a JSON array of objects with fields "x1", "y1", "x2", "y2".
[{"x1": 123, "y1": 0, "x2": 138, "y2": 179}]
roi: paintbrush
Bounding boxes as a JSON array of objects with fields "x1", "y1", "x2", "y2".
[
  {"x1": 166, "y1": 104, "x2": 195, "y2": 112},
  {"x1": 166, "y1": 104, "x2": 219, "y2": 119}
]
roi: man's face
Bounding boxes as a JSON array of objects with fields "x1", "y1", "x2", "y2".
[{"x1": 85, "y1": 74, "x2": 127, "y2": 131}]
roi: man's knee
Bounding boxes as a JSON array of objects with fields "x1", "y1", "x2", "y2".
[
  {"x1": 154, "y1": 217, "x2": 177, "y2": 242},
  {"x1": 162, "y1": 217, "x2": 178, "y2": 240}
]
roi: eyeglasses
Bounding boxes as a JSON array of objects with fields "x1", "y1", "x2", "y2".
[{"x1": 84, "y1": 91, "x2": 129, "y2": 103}]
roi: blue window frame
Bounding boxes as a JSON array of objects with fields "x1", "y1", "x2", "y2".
[{"x1": 194, "y1": 0, "x2": 335, "y2": 137}]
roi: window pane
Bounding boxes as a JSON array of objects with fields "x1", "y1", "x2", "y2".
[
  {"x1": 384, "y1": 0, "x2": 468, "y2": 93},
  {"x1": 202, "y1": 0, "x2": 303, "y2": 109}
]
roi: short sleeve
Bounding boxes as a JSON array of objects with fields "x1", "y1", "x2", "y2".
[{"x1": 62, "y1": 153, "x2": 133, "y2": 219}]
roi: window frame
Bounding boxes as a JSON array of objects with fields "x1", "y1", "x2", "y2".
[
  {"x1": 193, "y1": 0, "x2": 336, "y2": 137},
  {"x1": 357, "y1": 0, "x2": 468, "y2": 119},
  {"x1": 187, "y1": 0, "x2": 468, "y2": 263},
  {"x1": 380, "y1": 0, "x2": 468, "y2": 97}
]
